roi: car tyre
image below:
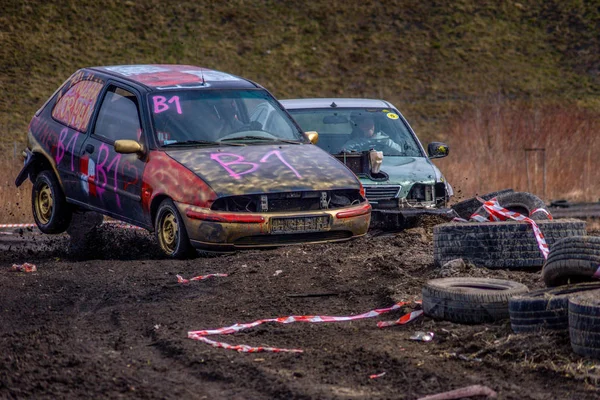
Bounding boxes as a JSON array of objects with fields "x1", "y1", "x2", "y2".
[
  {"x1": 542, "y1": 236, "x2": 600, "y2": 287},
  {"x1": 509, "y1": 282, "x2": 600, "y2": 333},
  {"x1": 569, "y1": 290, "x2": 600, "y2": 358},
  {"x1": 32, "y1": 170, "x2": 72, "y2": 234},
  {"x1": 155, "y1": 198, "x2": 194, "y2": 259},
  {"x1": 451, "y1": 189, "x2": 514, "y2": 220},
  {"x1": 422, "y1": 277, "x2": 529, "y2": 324},
  {"x1": 433, "y1": 219, "x2": 586, "y2": 269},
  {"x1": 473, "y1": 191, "x2": 550, "y2": 220}
]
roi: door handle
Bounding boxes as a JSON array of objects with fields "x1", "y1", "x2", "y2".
[{"x1": 85, "y1": 144, "x2": 95, "y2": 154}]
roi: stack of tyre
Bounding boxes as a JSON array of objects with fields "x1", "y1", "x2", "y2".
[
  {"x1": 510, "y1": 236, "x2": 600, "y2": 358},
  {"x1": 427, "y1": 191, "x2": 600, "y2": 358},
  {"x1": 436, "y1": 190, "x2": 586, "y2": 269}
]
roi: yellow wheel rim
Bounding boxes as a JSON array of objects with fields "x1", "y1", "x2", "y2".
[
  {"x1": 35, "y1": 183, "x2": 53, "y2": 225},
  {"x1": 160, "y1": 212, "x2": 178, "y2": 253}
]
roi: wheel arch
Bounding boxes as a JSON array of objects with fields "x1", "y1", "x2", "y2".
[{"x1": 150, "y1": 194, "x2": 172, "y2": 229}]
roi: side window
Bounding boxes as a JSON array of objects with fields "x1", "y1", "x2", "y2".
[
  {"x1": 94, "y1": 86, "x2": 142, "y2": 142},
  {"x1": 52, "y1": 80, "x2": 103, "y2": 132}
]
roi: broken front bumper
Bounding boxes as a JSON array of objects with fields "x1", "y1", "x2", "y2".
[
  {"x1": 175, "y1": 202, "x2": 371, "y2": 251},
  {"x1": 370, "y1": 207, "x2": 457, "y2": 230}
]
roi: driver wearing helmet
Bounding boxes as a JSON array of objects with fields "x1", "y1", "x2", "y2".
[
  {"x1": 204, "y1": 97, "x2": 244, "y2": 139},
  {"x1": 341, "y1": 114, "x2": 405, "y2": 154}
]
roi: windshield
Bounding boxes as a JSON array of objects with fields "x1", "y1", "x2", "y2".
[
  {"x1": 149, "y1": 89, "x2": 305, "y2": 146},
  {"x1": 287, "y1": 108, "x2": 423, "y2": 157}
]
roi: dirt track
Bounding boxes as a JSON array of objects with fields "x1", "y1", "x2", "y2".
[{"x1": 1, "y1": 220, "x2": 599, "y2": 399}]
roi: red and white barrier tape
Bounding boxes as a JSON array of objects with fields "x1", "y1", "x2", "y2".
[
  {"x1": 0, "y1": 223, "x2": 36, "y2": 229},
  {"x1": 479, "y1": 198, "x2": 549, "y2": 259},
  {"x1": 10, "y1": 263, "x2": 37, "y2": 272},
  {"x1": 177, "y1": 273, "x2": 228, "y2": 284},
  {"x1": 188, "y1": 301, "x2": 422, "y2": 353},
  {"x1": 531, "y1": 207, "x2": 553, "y2": 220},
  {"x1": 452, "y1": 198, "x2": 550, "y2": 259}
]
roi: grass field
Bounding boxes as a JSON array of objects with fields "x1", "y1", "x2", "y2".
[{"x1": 1, "y1": 0, "x2": 599, "y2": 223}]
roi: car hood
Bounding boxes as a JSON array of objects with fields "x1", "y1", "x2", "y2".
[
  {"x1": 361, "y1": 156, "x2": 439, "y2": 186},
  {"x1": 165, "y1": 144, "x2": 360, "y2": 197}
]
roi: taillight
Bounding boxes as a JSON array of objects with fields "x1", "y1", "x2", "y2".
[{"x1": 359, "y1": 182, "x2": 366, "y2": 199}]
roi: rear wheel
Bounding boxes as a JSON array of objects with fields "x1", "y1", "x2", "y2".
[
  {"x1": 155, "y1": 199, "x2": 194, "y2": 259},
  {"x1": 32, "y1": 170, "x2": 72, "y2": 234}
]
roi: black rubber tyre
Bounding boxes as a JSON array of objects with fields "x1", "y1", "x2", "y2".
[
  {"x1": 542, "y1": 236, "x2": 600, "y2": 287},
  {"x1": 473, "y1": 191, "x2": 550, "y2": 221},
  {"x1": 451, "y1": 189, "x2": 514, "y2": 220},
  {"x1": 31, "y1": 170, "x2": 72, "y2": 234},
  {"x1": 569, "y1": 290, "x2": 600, "y2": 359},
  {"x1": 509, "y1": 282, "x2": 600, "y2": 333},
  {"x1": 433, "y1": 219, "x2": 586, "y2": 269},
  {"x1": 155, "y1": 198, "x2": 195, "y2": 259},
  {"x1": 422, "y1": 277, "x2": 529, "y2": 324}
]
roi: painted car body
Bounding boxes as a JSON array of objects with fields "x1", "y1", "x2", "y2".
[
  {"x1": 16, "y1": 66, "x2": 370, "y2": 251},
  {"x1": 280, "y1": 99, "x2": 453, "y2": 221}
]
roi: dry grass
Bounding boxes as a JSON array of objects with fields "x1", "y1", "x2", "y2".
[
  {"x1": 436, "y1": 100, "x2": 600, "y2": 203},
  {"x1": 0, "y1": 156, "x2": 31, "y2": 224}
]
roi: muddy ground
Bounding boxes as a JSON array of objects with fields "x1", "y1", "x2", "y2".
[{"x1": 1, "y1": 218, "x2": 600, "y2": 399}]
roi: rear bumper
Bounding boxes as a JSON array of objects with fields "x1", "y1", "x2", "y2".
[
  {"x1": 14, "y1": 148, "x2": 34, "y2": 187},
  {"x1": 176, "y1": 202, "x2": 371, "y2": 251}
]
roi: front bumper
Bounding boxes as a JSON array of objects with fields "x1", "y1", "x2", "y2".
[
  {"x1": 176, "y1": 202, "x2": 371, "y2": 251},
  {"x1": 370, "y1": 207, "x2": 457, "y2": 230}
]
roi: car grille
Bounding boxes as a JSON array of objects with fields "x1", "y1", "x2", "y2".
[{"x1": 364, "y1": 185, "x2": 401, "y2": 201}]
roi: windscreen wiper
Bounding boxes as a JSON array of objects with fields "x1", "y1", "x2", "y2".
[
  {"x1": 162, "y1": 140, "x2": 244, "y2": 147},
  {"x1": 220, "y1": 136, "x2": 302, "y2": 144}
]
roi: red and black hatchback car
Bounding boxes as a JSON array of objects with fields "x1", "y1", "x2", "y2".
[{"x1": 15, "y1": 65, "x2": 371, "y2": 258}]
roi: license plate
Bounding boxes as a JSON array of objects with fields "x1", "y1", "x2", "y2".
[{"x1": 271, "y1": 216, "x2": 330, "y2": 234}]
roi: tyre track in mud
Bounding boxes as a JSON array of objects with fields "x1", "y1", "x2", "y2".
[{"x1": 1, "y1": 225, "x2": 600, "y2": 399}]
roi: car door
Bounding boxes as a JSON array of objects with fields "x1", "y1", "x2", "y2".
[
  {"x1": 80, "y1": 83, "x2": 147, "y2": 224},
  {"x1": 49, "y1": 78, "x2": 104, "y2": 201}
]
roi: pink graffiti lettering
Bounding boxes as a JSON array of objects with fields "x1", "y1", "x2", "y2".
[
  {"x1": 55, "y1": 129, "x2": 80, "y2": 172},
  {"x1": 95, "y1": 143, "x2": 110, "y2": 198},
  {"x1": 55, "y1": 128, "x2": 69, "y2": 165},
  {"x1": 210, "y1": 153, "x2": 259, "y2": 180},
  {"x1": 65, "y1": 132, "x2": 80, "y2": 172},
  {"x1": 211, "y1": 150, "x2": 302, "y2": 180},
  {"x1": 260, "y1": 150, "x2": 302, "y2": 179},
  {"x1": 152, "y1": 95, "x2": 182, "y2": 114},
  {"x1": 106, "y1": 153, "x2": 122, "y2": 209}
]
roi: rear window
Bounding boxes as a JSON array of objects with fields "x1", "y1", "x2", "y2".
[{"x1": 52, "y1": 80, "x2": 104, "y2": 132}]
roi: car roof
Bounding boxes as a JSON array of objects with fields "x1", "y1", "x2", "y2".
[
  {"x1": 90, "y1": 64, "x2": 259, "y2": 90},
  {"x1": 280, "y1": 98, "x2": 394, "y2": 109}
]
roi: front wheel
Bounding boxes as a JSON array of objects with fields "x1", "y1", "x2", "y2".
[
  {"x1": 155, "y1": 198, "x2": 194, "y2": 259},
  {"x1": 32, "y1": 170, "x2": 72, "y2": 234}
]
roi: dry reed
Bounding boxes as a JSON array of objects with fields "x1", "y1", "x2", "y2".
[
  {"x1": 435, "y1": 101, "x2": 600, "y2": 204},
  {"x1": 0, "y1": 156, "x2": 31, "y2": 224}
]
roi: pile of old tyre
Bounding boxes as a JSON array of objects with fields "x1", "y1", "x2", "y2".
[
  {"x1": 510, "y1": 236, "x2": 600, "y2": 358},
  {"x1": 424, "y1": 237, "x2": 600, "y2": 359},
  {"x1": 429, "y1": 194, "x2": 600, "y2": 358},
  {"x1": 437, "y1": 190, "x2": 586, "y2": 269}
]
